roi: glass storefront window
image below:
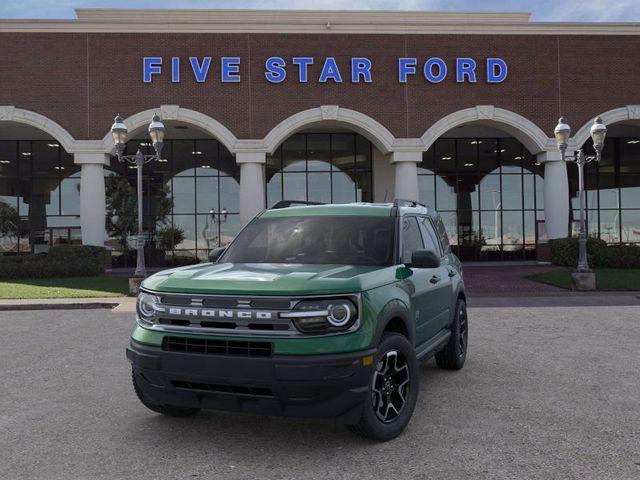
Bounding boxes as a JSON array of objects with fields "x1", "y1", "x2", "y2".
[
  {"x1": 420, "y1": 136, "x2": 545, "y2": 260},
  {"x1": 0, "y1": 140, "x2": 80, "y2": 254},
  {"x1": 569, "y1": 136, "x2": 640, "y2": 245},
  {"x1": 266, "y1": 132, "x2": 373, "y2": 206},
  {"x1": 106, "y1": 138, "x2": 240, "y2": 267}
]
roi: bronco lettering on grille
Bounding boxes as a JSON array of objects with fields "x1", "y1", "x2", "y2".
[{"x1": 166, "y1": 308, "x2": 274, "y2": 320}]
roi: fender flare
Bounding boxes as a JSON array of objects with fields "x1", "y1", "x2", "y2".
[{"x1": 371, "y1": 300, "x2": 415, "y2": 347}]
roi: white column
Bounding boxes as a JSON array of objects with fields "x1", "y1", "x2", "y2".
[
  {"x1": 237, "y1": 151, "x2": 266, "y2": 225},
  {"x1": 538, "y1": 151, "x2": 569, "y2": 239},
  {"x1": 75, "y1": 153, "x2": 109, "y2": 246},
  {"x1": 391, "y1": 151, "x2": 421, "y2": 201}
]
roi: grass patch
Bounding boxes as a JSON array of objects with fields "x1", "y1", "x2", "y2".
[
  {"x1": 526, "y1": 268, "x2": 640, "y2": 291},
  {"x1": 0, "y1": 276, "x2": 130, "y2": 299}
]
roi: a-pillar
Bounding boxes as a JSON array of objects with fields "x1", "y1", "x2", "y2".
[
  {"x1": 391, "y1": 151, "x2": 422, "y2": 201},
  {"x1": 237, "y1": 151, "x2": 266, "y2": 225},
  {"x1": 538, "y1": 151, "x2": 569, "y2": 239},
  {"x1": 75, "y1": 152, "x2": 109, "y2": 246}
]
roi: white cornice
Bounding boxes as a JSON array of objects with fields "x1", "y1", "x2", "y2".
[{"x1": 0, "y1": 9, "x2": 639, "y2": 35}]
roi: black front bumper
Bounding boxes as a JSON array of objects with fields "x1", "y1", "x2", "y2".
[{"x1": 126, "y1": 340, "x2": 376, "y2": 423}]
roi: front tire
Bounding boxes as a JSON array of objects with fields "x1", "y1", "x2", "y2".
[
  {"x1": 132, "y1": 370, "x2": 200, "y2": 417},
  {"x1": 435, "y1": 298, "x2": 468, "y2": 370},
  {"x1": 347, "y1": 333, "x2": 419, "y2": 441}
]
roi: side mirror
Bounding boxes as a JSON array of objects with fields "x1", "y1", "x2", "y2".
[
  {"x1": 208, "y1": 247, "x2": 226, "y2": 263},
  {"x1": 409, "y1": 249, "x2": 440, "y2": 269}
]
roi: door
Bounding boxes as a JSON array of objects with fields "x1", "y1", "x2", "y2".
[
  {"x1": 400, "y1": 216, "x2": 443, "y2": 346},
  {"x1": 418, "y1": 216, "x2": 453, "y2": 332}
]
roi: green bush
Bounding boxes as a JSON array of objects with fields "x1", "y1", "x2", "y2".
[
  {"x1": 550, "y1": 237, "x2": 640, "y2": 268},
  {"x1": 0, "y1": 245, "x2": 106, "y2": 279},
  {"x1": 549, "y1": 237, "x2": 607, "y2": 267},
  {"x1": 593, "y1": 245, "x2": 640, "y2": 268}
]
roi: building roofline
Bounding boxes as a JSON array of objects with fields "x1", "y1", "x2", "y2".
[{"x1": 0, "y1": 8, "x2": 639, "y2": 35}]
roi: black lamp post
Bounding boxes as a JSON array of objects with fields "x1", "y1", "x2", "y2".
[
  {"x1": 110, "y1": 114, "x2": 166, "y2": 277},
  {"x1": 554, "y1": 116, "x2": 607, "y2": 275}
]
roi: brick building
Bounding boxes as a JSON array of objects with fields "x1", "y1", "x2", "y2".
[{"x1": 1, "y1": 9, "x2": 639, "y2": 264}]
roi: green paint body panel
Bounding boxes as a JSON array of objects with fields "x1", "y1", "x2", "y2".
[
  {"x1": 142, "y1": 263, "x2": 398, "y2": 296},
  {"x1": 132, "y1": 203, "x2": 465, "y2": 356}
]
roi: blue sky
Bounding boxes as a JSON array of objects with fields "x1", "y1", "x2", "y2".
[{"x1": 1, "y1": 0, "x2": 639, "y2": 21}]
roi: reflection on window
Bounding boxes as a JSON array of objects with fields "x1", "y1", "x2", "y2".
[
  {"x1": 266, "y1": 133, "x2": 373, "y2": 207},
  {"x1": 0, "y1": 140, "x2": 80, "y2": 254},
  {"x1": 106, "y1": 139, "x2": 240, "y2": 266},
  {"x1": 419, "y1": 138, "x2": 544, "y2": 260},
  {"x1": 569, "y1": 137, "x2": 640, "y2": 244}
]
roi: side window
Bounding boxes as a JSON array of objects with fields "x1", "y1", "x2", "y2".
[
  {"x1": 401, "y1": 217, "x2": 424, "y2": 263},
  {"x1": 435, "y1": 217, "x2": 451, "y2": 253},
  {"x1": 419, "y1": 217, "x2": 442, "y2": 256}
]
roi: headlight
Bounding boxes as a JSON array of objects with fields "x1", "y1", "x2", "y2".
[
  {"x1": 282, "y1": 298, "x2": 358, "y2": 334},
  {"x1": 136, "y1": 292, "x2": 161, "y2": 326}
]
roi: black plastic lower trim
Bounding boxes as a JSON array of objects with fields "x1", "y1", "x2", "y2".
[{"x1": 127, "y1": 340, "x2": 376, "y2": 423}]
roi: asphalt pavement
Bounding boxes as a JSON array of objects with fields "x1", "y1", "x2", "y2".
[{"x1": 1, "y1": 305, "x2": 639, "y2": 480}]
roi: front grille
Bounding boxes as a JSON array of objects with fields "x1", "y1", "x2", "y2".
[
  {"x1": 163, "y1": 336, "x2": 273, "y2": 357},
  {"x1": 171, "y1": 380, "x2": 274, "y2": 397}
]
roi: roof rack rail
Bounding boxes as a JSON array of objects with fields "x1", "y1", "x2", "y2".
[
  {"x1": 392, "y1": 198, "x2": 427, "y2": 208},
  {"x1": 270, "y1": 200, "x2": 325, "y2": 209}
]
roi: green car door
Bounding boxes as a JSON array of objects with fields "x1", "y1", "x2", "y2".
[{"x1": 400, "y1": 216, "x2": 450, "y2": 346}]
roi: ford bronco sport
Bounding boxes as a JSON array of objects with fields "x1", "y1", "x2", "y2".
[{"x1": 127, "y1": 200, "x2": 468, "y2": 441}]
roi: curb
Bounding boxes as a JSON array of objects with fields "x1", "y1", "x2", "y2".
[{"x1": 0, "y1": 302, "x2": 121, "y2": 311}]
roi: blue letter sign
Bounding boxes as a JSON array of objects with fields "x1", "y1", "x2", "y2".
[
  {"x1": 398, "y1": 58, "x2": 417, "y2": 83},
  {"x1": 319, "y1": 57, "x2": 343, "y2": 83},
  {"x1": 189, "y1": 57, "x2": 211, "y2": 83},
  {"x1": 424, "y1": 57, "x2": 447, "y2": 83},
  {"x1": 351, "y1": 58, "x2": 372, "y2": 83},
  {"x1": 265, "y1": 57, "x2": 287, "y2": 83},
  {"x1": 487, "y1": 58, "x2": 508, "y2": 83},
  {"x1": 143, "y1": 57, "x2": 162, "y2": 83},
  {"x1": 142, "y1": 55, "x2": 508, "y2": 84}
]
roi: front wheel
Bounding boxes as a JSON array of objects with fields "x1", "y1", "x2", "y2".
[
  {"x1": 435, "y1": 298, "x2": 468, "y2": 370},
  {"x1": 346, "y1": 333, "x2": 419, "y2": 441}
]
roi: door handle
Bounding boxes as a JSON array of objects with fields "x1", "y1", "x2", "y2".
[
  {"x1": 447, "y1": 268, "x2": 456, "y2": 277},
  {"x1": 430, "y1": 275, "x2": 441, "y2": 284}
]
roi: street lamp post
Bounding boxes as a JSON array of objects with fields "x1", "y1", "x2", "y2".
[
  {"x1": 553, "y1": 116, "x2": 607, "y2": 282},
  {"x1": 110, "y1": 114, "x2": 166, "y2": 278}
]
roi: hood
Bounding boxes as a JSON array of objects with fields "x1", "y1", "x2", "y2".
[{"x1": 142, "y1": 262, "x2": 398, "y2": 296}]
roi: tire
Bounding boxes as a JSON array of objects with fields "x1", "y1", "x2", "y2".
[
  {"x1": 347, "y1": 333, "x2": 419, "y2": 441},
  {"x1": 435, "y1": 298, "x2": 468, "y2": 370},
  {"x1": 131, "y1": 370, "x2": 200, "y2": 418}
]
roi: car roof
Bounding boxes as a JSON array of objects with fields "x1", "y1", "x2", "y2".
[{"x1": 260, "y1": 202, "x2": 438, "y2": 219}]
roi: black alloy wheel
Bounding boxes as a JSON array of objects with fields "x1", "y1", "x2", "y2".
[{"x1": 372, "y1": 350, "x2": 411, "y2": 423}]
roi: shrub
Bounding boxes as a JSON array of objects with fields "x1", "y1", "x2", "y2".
[
  {"x1": 0, "y1": 245, "x2": 106, "y2": 279},
  {"x1": 550, "y1": 237, "x2": 640, "y2": 269},
  {"x1": 549, "y1": 237, "x2": 607, "y2": 267},
  {"x1": 593, "y1": 245, "x2": 640, "y2": 268}
]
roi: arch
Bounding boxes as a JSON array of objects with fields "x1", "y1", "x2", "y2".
[
  {"x1": 420, "y1": 106, "x2": 552, "y2": 154},
  {"x1": 572, "y1": 105, "x2": 640, "y2": 148},
  {"x1": 263, "y1": 106, "x2": 396, "y2": 155},
  {"x1": 0, "y1": 106, "x2": 76, "y2": 153},
  {"x1": 100, "y1": 105, "x2": 239, "y2": 154}
]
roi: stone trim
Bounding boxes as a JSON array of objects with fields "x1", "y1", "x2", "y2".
[
  {"x1": 2, "y1": 10, "x2": 640, "y2": 35},
  {"x1": 571, "y1": 105, "x2": 640, "y2": 148},
  {"x1": 263, "y1": 106, "x2": 397, "y2": 155},
  {"x1": 421, "y1": 105, "x2": 554, "y2": 154},
  {"x1": 100, "y1": 105, "x2": 239, "y2": 154},
  {"x1": 0, "y1": 106, "x2": 76, "y2": 153}
]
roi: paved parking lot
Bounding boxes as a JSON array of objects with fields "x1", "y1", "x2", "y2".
[{"x1": 1, "y1": 305, "x2": 639, "y2": 480}]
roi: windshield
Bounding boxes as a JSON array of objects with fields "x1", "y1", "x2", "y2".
[{"x1": 220, "y1": 215, "x2": 395, "y2": 266}]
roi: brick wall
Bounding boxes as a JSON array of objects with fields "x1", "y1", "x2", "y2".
[{"x1": 1, "y1": 32, "x2": 639, "y2": 142}]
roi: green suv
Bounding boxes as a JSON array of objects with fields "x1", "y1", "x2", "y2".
[{"x1": 127, "y1": 200, "x2": 468, "y2": 441}]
